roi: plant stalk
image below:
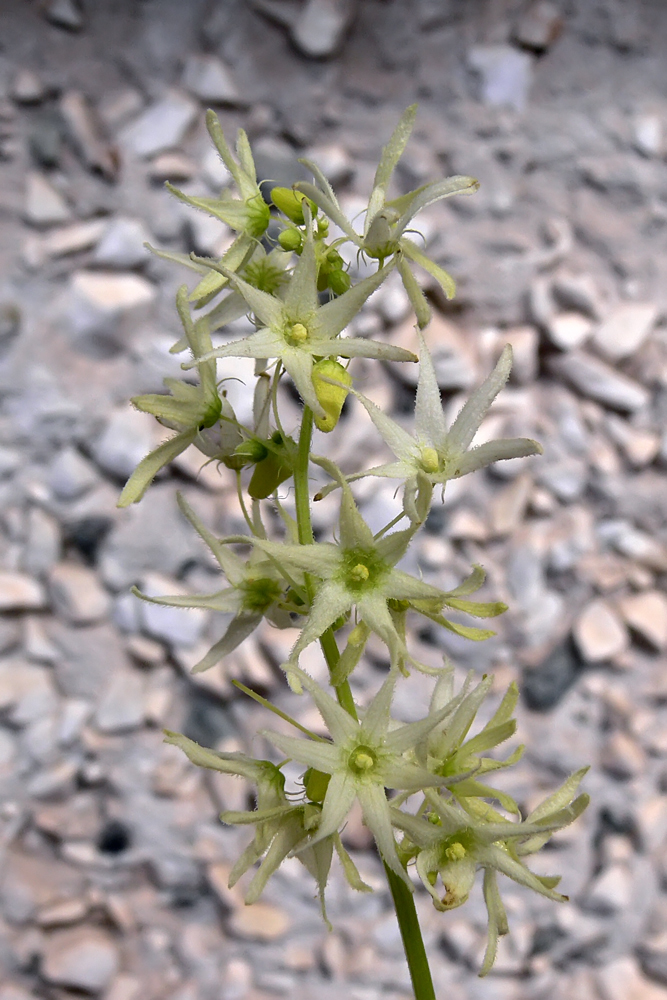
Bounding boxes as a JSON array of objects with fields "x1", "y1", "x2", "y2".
[
  {"x1": 385, "y1": 864, "x2": 437, "y2": 1000},
  {"x1": 294, "y1": 406, "x2": 435, "y2": 998},
  {"x1": 293, "y1": 406, "x2": 358, "y2": 720}
]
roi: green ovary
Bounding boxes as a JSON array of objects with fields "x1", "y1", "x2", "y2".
[
  {"x1": 240, "y1": 577, "x2": 282, "y2": 613},
  {"x1": 419, "y1": 446, "x2": 440, "y2": 474},
  {"x1": 286, "y1": 322, "x2": 309, "y2": 345},
  {"x1": 339, "y1": 548, "x2": 388, "y2": 593},
  {"x1": 348, "y1": 744, "x2": 378, "y2": 775}
]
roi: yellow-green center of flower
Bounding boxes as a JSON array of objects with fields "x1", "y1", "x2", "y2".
[
  {"x1": 241, "y1": 576, "x2": 282, "y2": 613},
  {"x1": 349, "y1": 563, "x2": 369, "y2": 583},
  {"x1": 348, "y1": 744, "x2": 378, "y2": 775},
  {"x1": 288, "y1": 322, "x2": 309, "y2": 344},
  {"x1": 340, "y1": 547, "x2": 388, "y2": 593},
  {"x1": 420, "y1": 446, "x2": 440, "y2": 474},
  {"x1": 444, "y1": 842, "x2": 467, "y2": 862}
]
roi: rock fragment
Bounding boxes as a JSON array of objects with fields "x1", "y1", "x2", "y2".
[
  {"x1": 49, "y1": 447, "x2": 99, "y2": 500},
  {"x1": 59, "y1": 90, "x2": 118, "y2": 180},
  {"x1": 229, "y1": 901, "x2": 291, "y2": 941},
  {"x1": 546, "y1": 312, "x2": 593, "y2": 351},
  {"x1": 513, "y1": 1, "x2": 563, "y2": 52},
  {"x1": 91, "y1": 406, "x2": 157, "y2": 481},
  {"x1": 93, "y1": 217, "x2": 151, "y2": 269},
  {"x1": 291, "y1": 0, "x2": 357, "y2": 58},
  {"x1": 591, "y1": 302, "x2": 658, "y2": 361},
  {"x1": 42, "y1": 0, "x2": 84, "y2": 31},
  {"x1": 0, "y1": 661, "x2": 58, "y2": 724},
  {"x1": 549, "y1": 351, "x2": 649, "y2": 412},
  {"x1": 64, "y1": 271, "x2": 156, "y2": 357},
  {"x1": 23, "y1": 219, "x2": 108, "y2": 268},
  {"x1": 596, "y1": 957, "x2": 667, "y2": 1000},
  {"x1": 48, "y1": 563, "x2": 110, "y2": 625},
  {"x1": 0, "y1": 572, "x2": 46, "y2": 611},
  {"x1": 617, "y1": 590, "x2": 667, "y2": 650},
  {"x1": 573, "y1": 598, "x2": 629, "y2": 663},
  {"x1": 24, "y1": 172, "x2": 71, "y2": 226},
  {"x1": 182, "y1": 54, "x2": 242, "y2": 104},
  {"x1": 94, "y1": 667, "x2": 145, "y2": 733},
  {"x1": 41, "y1": 927, "x2": 119, "y2": 993},
  {"x1": 118, "y1": 90, "x2": 199, "y2": 158},
  {"x1": 11, "y1": 69, "x2": 46, "y2": 104},
  {"x1": 467, "y1": 44, "x2": 533, "y2": 113}
]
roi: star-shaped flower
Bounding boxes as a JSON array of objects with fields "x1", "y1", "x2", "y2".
[
  {"x1": 164, "y1": 728, "x2": 371, "y2": 917},
  {"x1": 184, "y1": 225, "x2": 416, "y2": 419},
  {"x1": 297, "y1": 105, "x2": 479, "y2": 327},
  {"x1": 118, "y1": 287, "x2": 223, "y2": 507},
  {"x1": 392, "y1": 773, "x2": 589, "y2": 975},
  {"x1": 132, "y1": 494, "x2": 294, "y2": 672},
  {"x1": 242, "y1": 458, "x2": 492, "y2": 676},
  {"x1": 163, "y1": 111, "x2": 271, "y2": 306},
  {"x1": 263, "y1": 666, "x2": 462, "y2": 886},
  {"x1": 324, "y1": 336, "x2": 542, "y2": 522}
]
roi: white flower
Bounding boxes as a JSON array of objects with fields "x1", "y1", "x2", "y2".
[
  {"x1": 297, "y1": 105, "x2": 479, "y2": 327},
  {"x1": 184, "y1": 224, "x2": 416, "y2": 419},
  {"x1": 322, "y1": 336, "x2": 542, "y2": 521},
  {"x1": 262, "y1": 666, "x2": 461, "y2": 886}
]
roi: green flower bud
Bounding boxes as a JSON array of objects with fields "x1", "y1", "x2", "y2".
[
  {"x1": 248, "y1": 431, "x2": 295, "y2": 500},
  {"x1": 234, "y1": 438, "x2": 269, "y2": 464},
  {"x1": 312, "y1": 360, "x2": 352, "y2": 433},
  {"x1": 271, "y1": 187, "x2": 317, "y2": 225},
  {"x1": 304, "y1": 768, "x2": 331, "y2": 803},
  {"x1": 327, "y1": 268, "x2": 351, "y2": 295},
  {"x1": 278, "y1": 227, "x2": 303, "y2": 253}
]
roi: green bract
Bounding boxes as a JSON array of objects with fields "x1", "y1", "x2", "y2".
[{"x1": 117, "y1": 105, "x2": 590, "y2": 990}]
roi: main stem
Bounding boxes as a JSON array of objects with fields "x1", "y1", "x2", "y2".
[
  {"x1": 293, "y1": 406, "x2": 358, "y2": 719},
  {"x1": 293, "y1": 405, "x2": 436, "y2": 1000},
  {"x1": 385, "y1": 866, "x2": 437, "y2": 1000}
]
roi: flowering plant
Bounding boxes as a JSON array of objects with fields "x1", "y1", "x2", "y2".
[{"x1": 119, "y1": 106, "x2": 588, "y2": 996}]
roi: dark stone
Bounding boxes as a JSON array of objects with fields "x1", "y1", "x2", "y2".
[
  {"x1": 97, "y1": 818, "x2": 132, "y2": 854},
  {"x1": 63, "y1": 516, "x2": 113, "y2": 565},
  {"x1": 639, "y1": 948, "x2": 667, "y2": 988},
  {"x1": 182, "y1": 690, "x2": 234, "y2": 748},
  {"x1": 521, "y1": 637, "x2": 584, "y2": 711},
  {"x1": 530, "y1": 923, "x2": 567, "y2": 957}
]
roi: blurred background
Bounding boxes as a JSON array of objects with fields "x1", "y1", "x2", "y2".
[{"x1": 1, "y1": 1, "x2": 667, "y2": 998}]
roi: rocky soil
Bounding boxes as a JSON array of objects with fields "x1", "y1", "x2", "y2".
[{"x1": 1, "y1": 1, "x2": 667, "y2": 998}]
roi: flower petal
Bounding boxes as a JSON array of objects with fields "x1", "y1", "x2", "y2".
[
  {"x1": 308, "y1": 771, "x2": 357, "y2": 845},
  {"x1": 395, "y1": 175, "x2": 479, "y2": 235},
  {"x1": 118, "y1": 429, "x2": 197, "y2": 507},
  {"x1": 366, "y1": 104, "x2": 417, "y2": 228},
  {"x1": 262, "y1": 730, "x2": 340, "y2": 773},
  {"x1": 284, "y1": 226, "x2": 318, "y2": 318},
  {"x1": 349, "y1": 387, "x2": 421, "y2": 465},
  {"x1": 447, "y1": 345, "x2": 513, "y2": 453},
  {"x1": 315, "y1": 263, "x2": 395, "y2": 340},
  {"x1": 280, "y1": 347, "x2": 323, "y2": 416},
  {"x1": 289, "y1": 581, "x2": 353, "y2": 664},
  {"x1": 414, "y1": 330, "x2": 449, "y2": 448},
  {"x1": 295, "y1": 667, "x2": 360, "y2": 745},
  {"x1": 479, "y1": 868, "x2": 509, "y2": 977},
  {"x1": 357, "y1": 783, "x2": 411, "y2": 887},
  {"x1": 453, "y1": 437, "x2": 542, "y2": 477},
  {"x1": 192, "y1": 613, "x2": 261, "y2": 673}
]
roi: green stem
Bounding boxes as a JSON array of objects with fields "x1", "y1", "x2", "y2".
[
  {"x1": 385, "y1": 865, "x2": 437, "y2": 1000},
  {"x1": 293, "y1": 406, "x2": 358, "y2": 721},
  {"x1": 294, "y1": 407, "x2": 433, "y2": 995}
]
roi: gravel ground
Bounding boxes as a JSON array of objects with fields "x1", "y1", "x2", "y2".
[{"x1": 1, "y1": 2, "x2": 667, "y2": 998}]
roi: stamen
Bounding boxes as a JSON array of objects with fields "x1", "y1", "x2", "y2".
[{"x1": 350, "y1": 563, "x2": 370, "y2": 583}]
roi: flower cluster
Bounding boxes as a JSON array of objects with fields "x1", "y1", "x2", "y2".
[{"x1": 119, "y1": 108, "x2": 587, "y2": 979}]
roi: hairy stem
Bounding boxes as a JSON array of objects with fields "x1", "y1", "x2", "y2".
[
  {"x1": 385, "y1": 865, "x2": 437, "y2": 1000},
  {"x1": 293, "y1": 406, "x2": 358, "y2": 720}
]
